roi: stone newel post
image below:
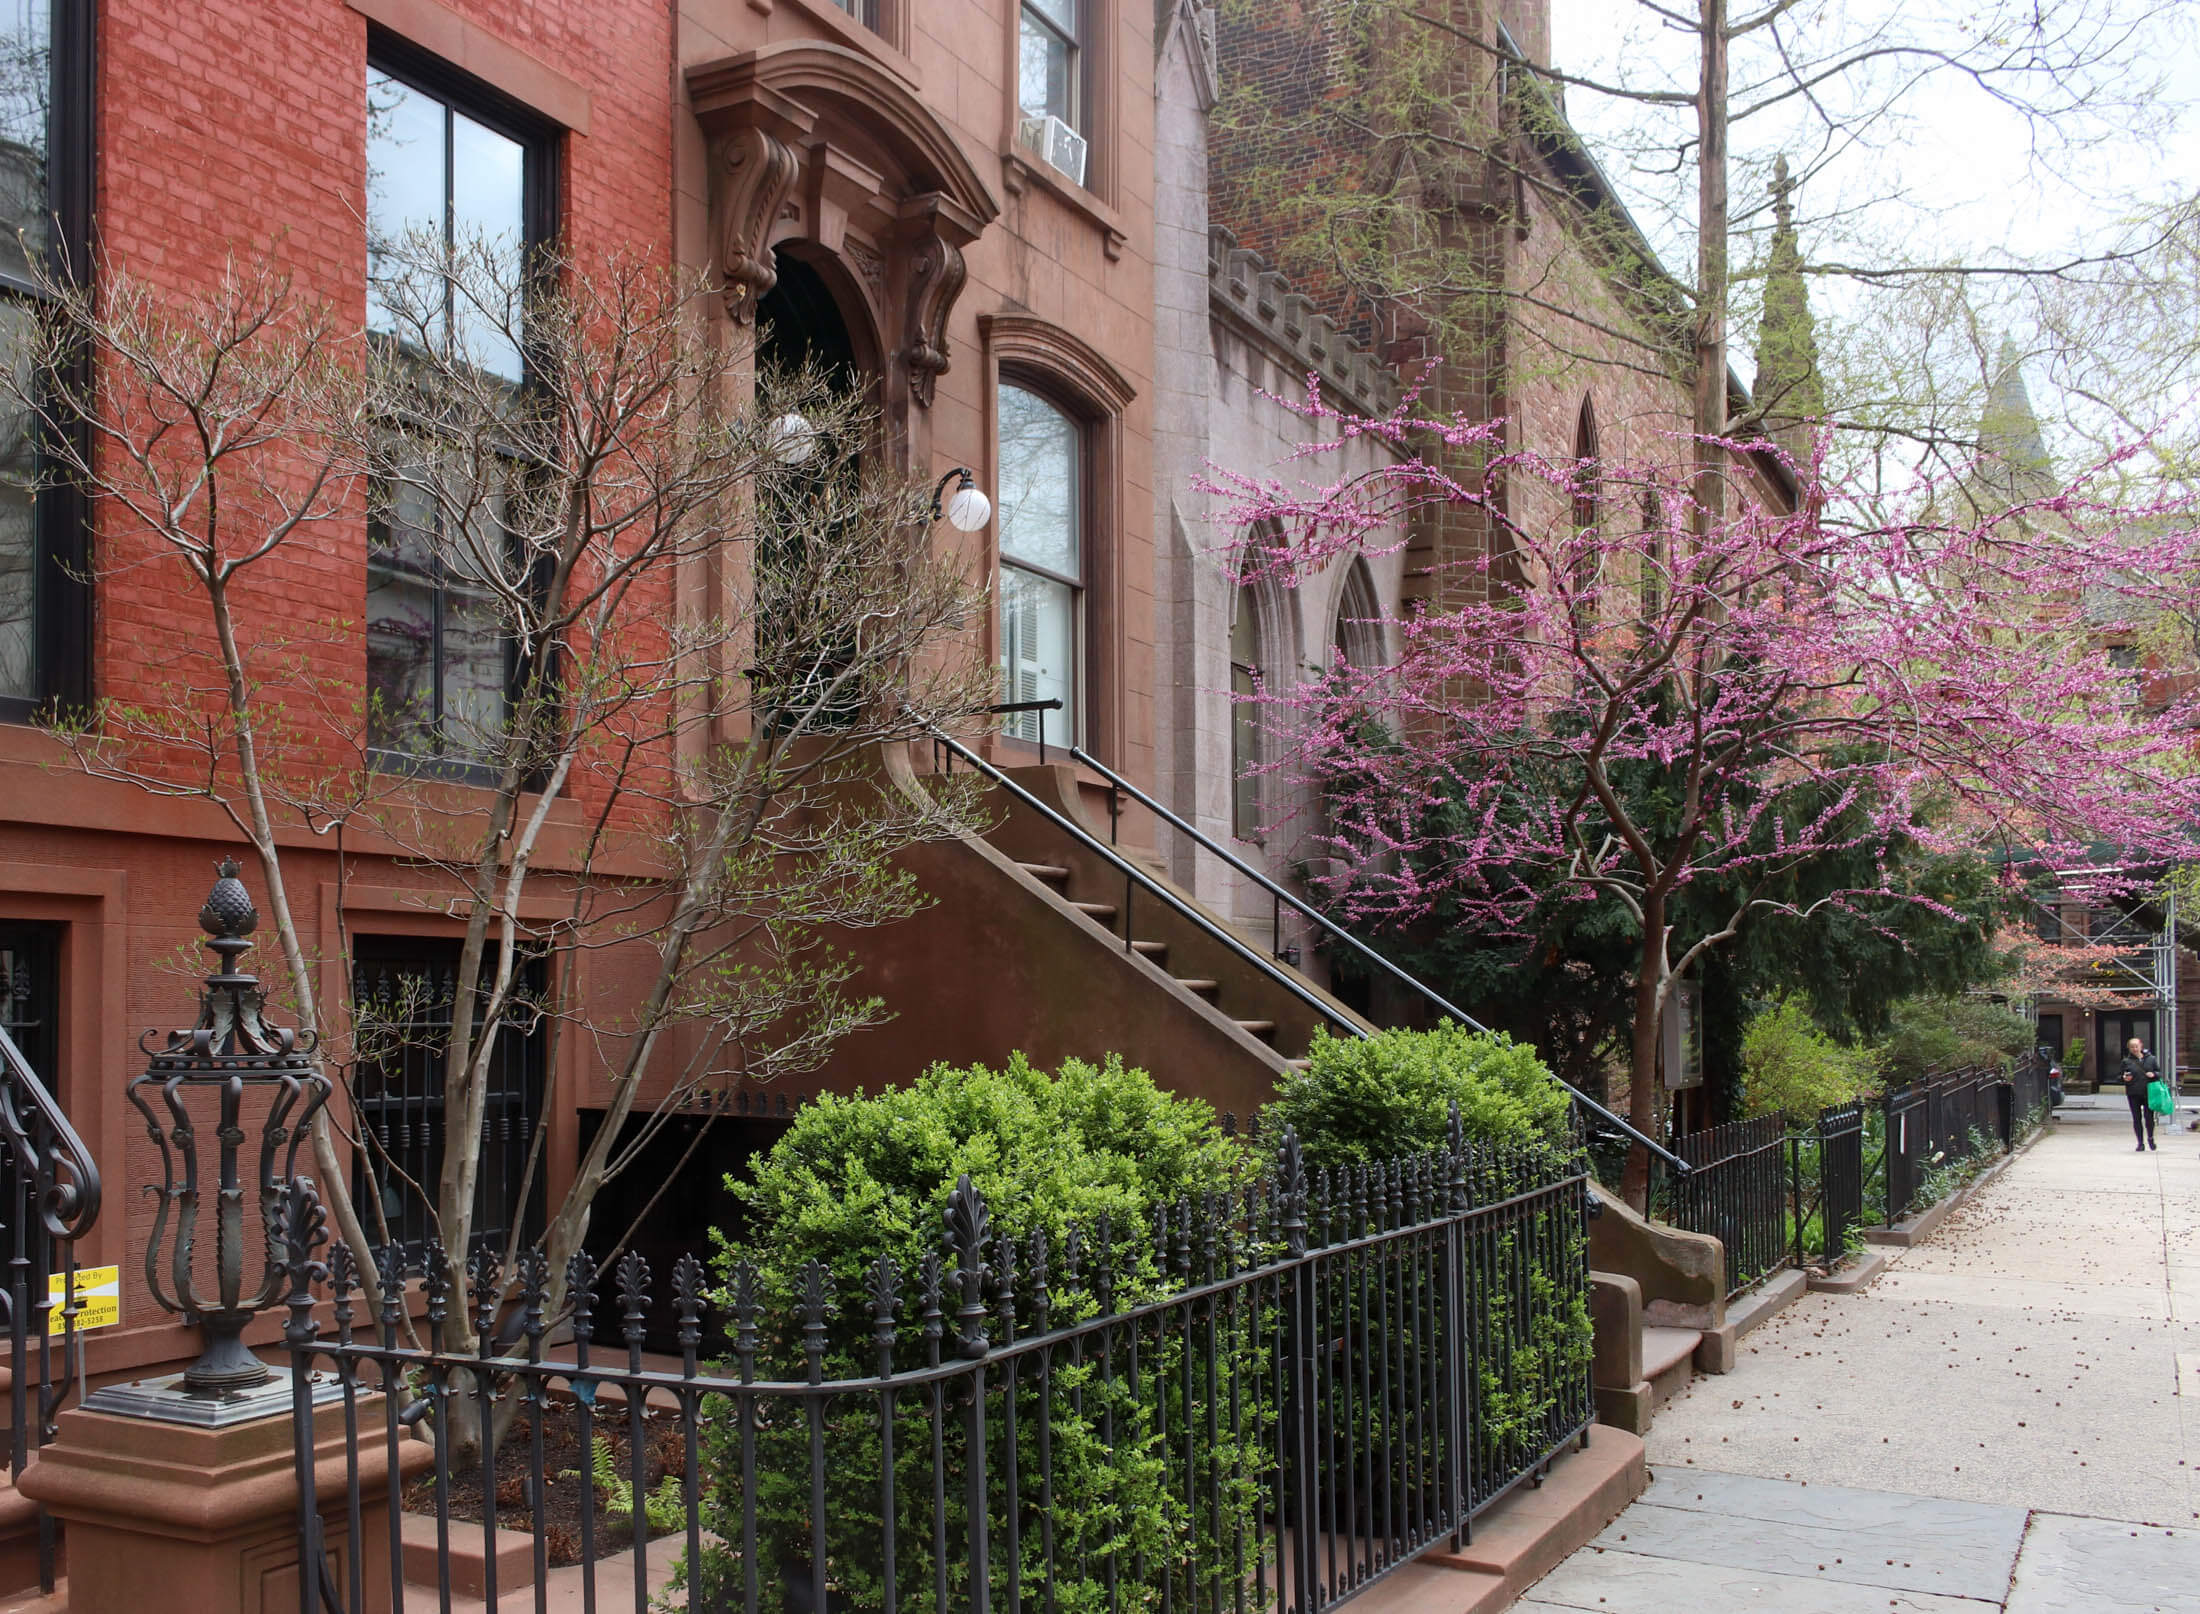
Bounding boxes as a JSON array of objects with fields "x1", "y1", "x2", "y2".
[{"x1": 19, "y1": 861, "x2": 423, "y2": 1614}]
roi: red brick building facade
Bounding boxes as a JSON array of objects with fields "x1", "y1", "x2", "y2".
[{"x1": 0, "y1": 0, "x2": 1175, "y2": 1385}]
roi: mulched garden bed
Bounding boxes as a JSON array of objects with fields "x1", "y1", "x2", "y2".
[{"x1": 402, "y1": 1399, "x2": 695, "y2": 1567}]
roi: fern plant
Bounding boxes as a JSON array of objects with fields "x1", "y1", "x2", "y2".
[{"x1": 572, "y1": 1440, "x2": 686, "y2": 1534}]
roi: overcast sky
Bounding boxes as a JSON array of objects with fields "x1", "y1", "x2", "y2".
[{"x1": 1548, "y1": 0, "x2": 2200, "y2": 420}]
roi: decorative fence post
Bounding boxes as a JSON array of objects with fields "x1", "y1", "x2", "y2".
[
  {"x1": 1442, "y1": 1105, "x2": 1474, "y2": 1549},
  {"x1": 1277, "y1": 1128, "x2": 1321, "y2": 1614},
  {"x1": 947, "y1": 1175, "x2": 993, "y2": 1614},
  {"x1": 19, "y1": 867, "x2": 421, "y2": 1614},
  {"x1": 279, "y1": 1179, "x2": 330, "y2": 1614}
]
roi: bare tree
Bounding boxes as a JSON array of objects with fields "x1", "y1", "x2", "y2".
[
  {"x1": 1214, "y1": 0, "x2": 2187, "y2": 509},
  {"x1": 15, "y1": 237, "x2": 989, "y2": 1448}
]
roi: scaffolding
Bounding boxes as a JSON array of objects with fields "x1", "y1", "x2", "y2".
[{"x1": 2035, "y1": 881, "x2": 2181, "y2": 1079}]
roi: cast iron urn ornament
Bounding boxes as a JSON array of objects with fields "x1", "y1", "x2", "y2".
[{"x1": 129, "y1": 858, "x2": 332, "y2": 1392}]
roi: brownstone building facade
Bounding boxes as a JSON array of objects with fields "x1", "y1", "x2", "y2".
[{"x1": 0, "y1": 0, "x2": 1792, "y2": 1468}]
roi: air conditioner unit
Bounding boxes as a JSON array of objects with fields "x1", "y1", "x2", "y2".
[{"x1": 1018, "y1": 113, "x2": 1088, "y2": 187}]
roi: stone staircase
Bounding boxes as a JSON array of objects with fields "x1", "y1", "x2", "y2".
[
  {"x1": 973, "y1": 762, "x2": 1372, "y2": 1076},
  {"x1": 1586, "y1": 1188, "x2": 1732, "y2": 1436}
]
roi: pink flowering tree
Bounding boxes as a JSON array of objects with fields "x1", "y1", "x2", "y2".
[{"x1": 1217, "y1": 397, "x2": 2200, "y2": 1204}]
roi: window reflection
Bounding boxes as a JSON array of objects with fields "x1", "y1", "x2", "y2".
[
  {"x1": 366, "y1": 67, "x2": 528, "y2": 382},
  {"x1": 1018, "y1": 0, "x2": 1076, "y2": 125},
  {"x1": 0, "y1": 301, "x2": 32, "y2": 700},
  {"x1": 0, "y1": 2, "x2": 48, "y2": 285},
  {"x1": 365, "y1": 453, "x2": 513, "y2": 765},
  {"x1": 997, "y1": 384, "x2": 1082, "y2": 743},
  {"x1": 364, "y1": 56, "x2": 544, "y2": 771}
]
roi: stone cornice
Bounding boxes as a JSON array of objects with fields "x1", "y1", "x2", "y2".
[{"x1": 1207, "y1": 228, "x2": 1397, "y2": 417}]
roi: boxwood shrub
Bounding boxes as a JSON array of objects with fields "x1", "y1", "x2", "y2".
[
  {"x1": 1262, "y1": 1022, "x2": 1591, "y2": 1490},
  {"x1": 1265, "y1": 1022, "x2": 1574, "y2": 1167},
  {"x1": 684, "y1": 1054, "x2": 1262, "y2": 1614}
]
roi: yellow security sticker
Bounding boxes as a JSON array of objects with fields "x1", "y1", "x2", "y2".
[{"x1": 46, "y1": 1265, "x2": 118, "y2": 1334}]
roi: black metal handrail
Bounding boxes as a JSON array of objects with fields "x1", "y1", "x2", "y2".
[
  {"x1": 1059, "y1": 742, "x2": 1688, "y2": 1174},
  {"x1": 0, "y1": 1023, "x2": 102, "y2": 1593},
  {"x1": 928, "y1": 721, "x2": 1371, "y2": 1045}
]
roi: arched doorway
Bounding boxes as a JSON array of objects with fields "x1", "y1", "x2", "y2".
[
  {"x1": 756, "y1": 249, "x2": 863, "y2": 396},
  {"x1": 752, "y1": 248, "x2": 871, "y2": 727}
]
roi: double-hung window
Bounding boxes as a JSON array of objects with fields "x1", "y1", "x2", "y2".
[
  {"x1": 1016, "y1": 0, "x2": 1086, "y2": 184},
  {"x1": 0, "y1": 0, "x2": 90, "y2": 721},
  {"x1": 364, "y1": 45, "x2": 551, "y2": 771},
  {"x1": 997, "y1": 384, "x2": 1082, "y2": 744},
  {"x1": 1018, "y1": 0, "x2": 1077, "y2": 124}
]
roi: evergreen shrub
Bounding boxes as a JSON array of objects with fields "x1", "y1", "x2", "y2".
[
  {"x1": 1264, "y1": 1022, "x2": 1573, "y2": 1169},
  {"x1": 684, "y1": 1054, "x2": 1261, "y2": 1614},
  {"x1": 1740, "y1": 997, "x2": 1880, "y2": 1119},
  {"x1": 1259, "y1": 1022, "x2": 1591, "y2": 1495}
]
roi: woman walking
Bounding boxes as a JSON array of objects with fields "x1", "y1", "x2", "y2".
[{"x1": 2120, "y1": 1036, "x2": 2162, "y2": 1151}]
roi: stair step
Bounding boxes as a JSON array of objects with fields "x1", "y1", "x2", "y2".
[
  {"x1": 1642, "y1": 1326, "x2": 1701, "y2": 1381},
  {"x1": 1236, "y1": 1019, "x2": 1278, "y2": 1039},
  {"x1": 1072, "y1": 901, "x2": 1119, "y2": 922},
  {"x1": 1176, "y1": 978, "x2": 1220, "y2": 996},
  {"x1": 1131, "y1": 940, "x2": 1168, "y2": 958},
  {"x1": 1019, "y1": 863, "x2": 1071, "y2": 883}
]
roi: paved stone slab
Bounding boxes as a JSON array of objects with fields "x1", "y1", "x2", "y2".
[
  {"x1": 2004, "y1": 1513, "x2": 2200, "y2": 1613},
  {"x1": 1640, "y1": 1468, "x2": 2027, "y2": 1539},
  {"x1": 1646, "y1": 1100, "x2": 2200, "y2": 1525},
  {"x1": 1524, "y1": 1546, "x2": 1998, "y2": 1612},
  {"x1": 1585, "y1": 1498, "x2": 2020, "y2": 1600}
]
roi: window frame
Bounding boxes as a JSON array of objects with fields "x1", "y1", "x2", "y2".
[
  {"x1": 348, "y1": 933, "x2": 549, "y2": 1266},
  {"x1": 0, "y1": 0, "x2": 94, "y2": 725},
  {"x1": 363, "y1": 31, "x2": 559, "y2": 782},
  {"x1": 995, "y1": 377, "x2": 1089, "y2": 747},
  {"x1": 1017, "y1": 0, "x2": 1081, "y2": 131},
  {"x1": 981, "y1": 317, "x2": 1134, "y2": 764}
]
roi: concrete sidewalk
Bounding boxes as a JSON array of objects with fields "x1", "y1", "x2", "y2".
[{"x1": 1517, "y1": 1096, "x2": 2200, "y2": 1610}]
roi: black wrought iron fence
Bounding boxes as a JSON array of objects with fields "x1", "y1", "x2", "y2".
[
  {"x1": 1664, "y1": 1061, "x2": 2035, "y2": 1291},
  {"x1": 282, "y1": 1122, "x2": 1594, "y2": 1614},
  {"x1": 2006, "y1": 1053, "x2": 2048, "y2": 1135},
  {"x1": 1873, "y1": 1068, "x2": 2018, "y2": 1224},
  {"x1": 1662, "y1": 1115, "x2": 1789, "y2": 1297},
  {"x1": 1807, "y1": 1101, "x2": 1865, "y2": 1265}
]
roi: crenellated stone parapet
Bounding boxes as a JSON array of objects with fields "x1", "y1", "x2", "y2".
[{"x1": 1207, "y1": 226, "x2": 1399, "y2": 416}]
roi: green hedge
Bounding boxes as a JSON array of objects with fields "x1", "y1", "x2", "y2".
[
  {"x1": 685, "y1": 1054, "x2": 1260, "y2": 1614},
  {"x1": 719, "y1": 1051, "x2": 1248, "y2": 1333},
  {"x1": 1264, "y1": 1022, "x2": 1574, "y2": 1168},
  {"x1": 1262, "y1": 1022, "x2": 1591, "y2": 1484}
]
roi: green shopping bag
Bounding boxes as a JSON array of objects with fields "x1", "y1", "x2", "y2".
[{"x1": 2147, "y1": 1078, "x2": 2175, "y2": 1116}]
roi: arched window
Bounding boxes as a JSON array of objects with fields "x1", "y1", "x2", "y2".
[
  {"x1": 1331, "y1": 557, "x2": 1384, "y2": 672},
  {"x1": 997, "y1": 383, "x2": 1085, "y2": 742},
  {"x1": 1231, "y1": 584, "x2": 1262, "y2": 839},
  {"x1": 1571, "y1": 396, "x2": 1600, "y2": 533},
  {"x1": 984, "y1": 316, "x2": 1136, "y2": 757}
]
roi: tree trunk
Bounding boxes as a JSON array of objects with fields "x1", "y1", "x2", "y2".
[
  {"x1": 1693, "y1": 0, "x2": 1730, "y2": 532},
  {"x1": 1623, "y1": 895, "x2": 1668, "y2": 1212}
]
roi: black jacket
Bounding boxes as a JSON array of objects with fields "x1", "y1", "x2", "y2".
[{"x1": 2120, "y1": 1051, "x2": 2161, "y2": 1089}]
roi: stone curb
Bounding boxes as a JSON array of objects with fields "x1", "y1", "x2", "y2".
[
  {"x1": 1695, "y1": 1267, "x2": 1808, "y2": 1373},
  {"x1": 1808, "y1": 1244, "x2": 1890, "y2": 1295},
  {"x1": 1401, "y1": 1424, "x2": 1648, "y2": 1614}
]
